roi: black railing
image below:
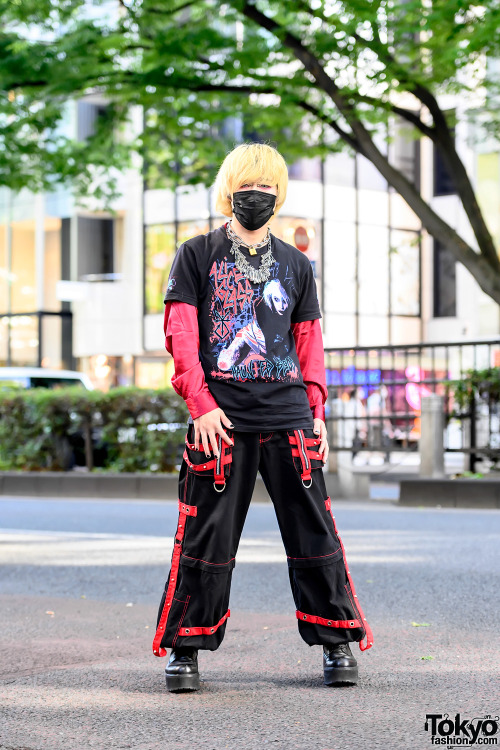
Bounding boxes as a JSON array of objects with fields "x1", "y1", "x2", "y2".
[{"x1": 323, "y1": 339, "x2": 500, "y2": 472}]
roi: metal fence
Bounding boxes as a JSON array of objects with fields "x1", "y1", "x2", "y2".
[{"x1": 323, "y1": 339, "x2": 500, "y2": 471}]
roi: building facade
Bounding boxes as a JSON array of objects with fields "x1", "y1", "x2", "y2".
[{"x1": 1, "y1": 111, "x2": 499, "y2": 390}]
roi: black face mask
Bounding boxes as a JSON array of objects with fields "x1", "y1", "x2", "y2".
[{"x1": 232, "y1": 190, "x2": 276, "y2": 231}]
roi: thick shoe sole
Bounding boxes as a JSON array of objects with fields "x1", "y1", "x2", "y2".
[
  {"x1": 165, "y1": 671, "x2": 201, "y2": 692},
  {"x1": 324, "y1": 665, "x2": 359, "y2": 686}
]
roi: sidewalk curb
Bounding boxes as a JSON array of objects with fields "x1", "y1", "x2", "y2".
[{"x1": 0, "y1": 470, "x2": 342, "y2": 503}]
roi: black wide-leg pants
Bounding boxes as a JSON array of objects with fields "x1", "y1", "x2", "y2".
[{"x1": 153, "y1": 424, "x2": 373, "y2": 657}]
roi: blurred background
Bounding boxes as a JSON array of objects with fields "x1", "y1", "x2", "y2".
[{"x1": 1, "y1": 0, "x2": 499, "y2": 478}]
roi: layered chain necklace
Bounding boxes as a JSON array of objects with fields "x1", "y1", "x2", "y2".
[{"x1": 225, "y1": 221, "x2": 276, "y2": 284}]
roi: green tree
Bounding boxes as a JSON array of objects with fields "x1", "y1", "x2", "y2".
[{"x1": 2, "y1": 0, "x2": 500, "y2": 301}]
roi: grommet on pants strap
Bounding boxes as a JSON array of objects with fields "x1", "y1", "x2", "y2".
[
  {"x1": 177, "y1": 609, "x2": 230, "y2": 637},
  {"x1": 295, "y1": 611, "x2": 361, "y2": 629},
  {"x1": 154, "y1": 430, "x2": 372, "y2": 655},
  {"x1": 287, "y1": 429, "x2": 324, "y2": 487}
]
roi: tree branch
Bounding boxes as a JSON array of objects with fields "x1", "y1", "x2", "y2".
[
  {"x1": 237, "y1": 0, "x2": 500, "y2": 291},
  {"x1": 296, "y1": 100, "x2": 360, "y2": 151}
]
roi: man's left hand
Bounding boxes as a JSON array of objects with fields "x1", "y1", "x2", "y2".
[{"x1": 313, "y1": 418, "x2": 329, "y2": 464}]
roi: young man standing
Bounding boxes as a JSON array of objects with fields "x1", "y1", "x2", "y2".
[{"x1": 152, "y1": 143, "x2": 373, "y2": 691}]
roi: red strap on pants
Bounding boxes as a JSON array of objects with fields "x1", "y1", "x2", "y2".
[
  {"x1": 152, "y1": 501, "x2": 193, "y2": 657},
  {"x1": 325, "y1": 496, "x2": 374, "y2": 651}
]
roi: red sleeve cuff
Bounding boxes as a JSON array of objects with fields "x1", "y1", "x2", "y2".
[
  {"x1": 185, "y1": 390, "x2": 219, "y2": 420},
  {"x1": 312, "y1": 403, "x2": 326, "y2": 422}
]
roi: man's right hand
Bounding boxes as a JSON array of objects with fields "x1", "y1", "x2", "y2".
[{"x1": 193, "y1": 408, "x2": 234, "y2": 457}]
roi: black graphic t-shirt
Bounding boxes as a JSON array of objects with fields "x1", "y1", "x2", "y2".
[{"x1": 164, "y1": 223, "x2": 322, "y2": 431}]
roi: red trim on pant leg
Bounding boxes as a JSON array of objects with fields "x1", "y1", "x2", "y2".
[
  {"x1": 172, "y1": 594, "x2": 190, "y2": 649},
  {"x1": 177, "y1": 609, "x2": 230, "y2": 637},
  {"x1": 181, "y1": 552, "x2": 235, "y2": 566},
  {"x1": 259, "y1": 432, "x2": 274, "y2": 444},
  {"x1": 152, "y1": 499, "x2": 189, "y2": 658},
  {"x1": 296, "y1": 611, "x2": 361, "y2": 628},
  {"x1": 287, "y1": 546, "x2": 340, "y2": 561},
  {"x1": 324, "y1": 496, "x2": 374, "y2": 652}
]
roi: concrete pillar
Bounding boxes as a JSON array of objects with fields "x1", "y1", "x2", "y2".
[{"x1": 420, "y1": 394, "x2": 445, "y2": 477}]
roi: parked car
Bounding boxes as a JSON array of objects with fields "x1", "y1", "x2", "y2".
[
  {"x1": 0, "y1": 366, "x2": 104, "y2": 469},
  {"x1": 0, "y1": 366, "x2": 94, "y2": 390}
]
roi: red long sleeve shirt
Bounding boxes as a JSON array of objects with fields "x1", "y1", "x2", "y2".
[{"x1": 164, "y1": 300, "x2": 327, "y2": 423}]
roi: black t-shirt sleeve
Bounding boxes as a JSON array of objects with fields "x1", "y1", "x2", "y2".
[
  {"x1": 163, "y1": 242, "x2": 199, "y2": 306},
  {"x1": 290, "y1": 260, "x2": 322, "y2": 323}
]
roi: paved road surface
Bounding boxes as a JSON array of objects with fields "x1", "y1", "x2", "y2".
[{"x1": 0, "y1": 496, "x2": 499, "y2": 750}]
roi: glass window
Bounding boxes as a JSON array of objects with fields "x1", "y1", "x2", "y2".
[
  {"x1": 324, "y1": 151, "x2": 355, "y2": 187},
  {"x1": 41, "y1": 314, "x2": 63, "y2": 369},
  {"x1": 358, "y1": 190, "x2": 389, "y2": 226},
  {"x1": 177, "y1": 221, "x2": 210, "y2": 247},
  {"x1": 77, "y1": 216, "x2": 114, "y2": 279},
  {"x1": 43, "y1": 218, "x2": 62, "y2": 312},
  {"x1": 327, "y1": 314, "x2": 357, "y2": 348},
  {"x1": 434, "y1": 113, "x2": 456, "y2": 196},
  {"x1": 390, "y1": 230, "x2": 420, "y2": 316},
  {"x1": 177, "y1": 185, "x2": 210, "y2": 222},
  {"x1": 390, "y1": 191, "x2": 421, "y2": 231},
  {"x1": 357, "y1": 154, "x2": 388, "y2": 191},
  {"x1": 145, "y1": 224, "x2": 176, "y2": 315},
  {"x1": 270, "y1": 216, "x2": 322, "y2": 307},
  {"x1": 0, "y1": 223, "x2": 7, "y2": 314},
  {"x1": 288, "y1": 157, "x2": 322, "y2": 181},
  {"x1": 324, "y1": 222, "x2": 356, "y2": 314},
  {"x1": 324, "y1": 185, "x2": 356, "y2": 224},
  {"x1": 390, "y1": 116, "x2": 419, "y2": 187},
  {"x1": 9, "y1": 314, "x2": 38, "y2": 366},
  {"x1": 358, "y1": 225, "x2": 389, "y2": 316},
  {"x1": 0, "y1": 316, "x2": 7, "y2": 365},
  {"x1": 358, "y1": 315, "x2": 389, "y2": 346},
  {"x1": 390, "y1": 316, "x2": 422, "y2": 345},
  {"x1": 11, "y1": 220, "x2": 36, "y2": 313},
  {"x1": 77, "y1": 100, "x2": 108, "y2": 141},
  {"x1": 136, "y1": 359, "x2": 172, "y2": 389},
  {"x1": 433, "y1": 238, "x2": 456, "y2": 317},
  {"x1": 476, "y1": 153, "x2": 500, "y2": 249}
]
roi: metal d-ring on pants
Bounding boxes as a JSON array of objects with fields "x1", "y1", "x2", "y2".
[{"x1": 152, "y1": 424, "x2": 373, "y2": 657}]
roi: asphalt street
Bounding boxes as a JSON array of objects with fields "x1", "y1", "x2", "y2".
[{"x1": 0, "y1": 494, "x2": 499, "y2": 750}]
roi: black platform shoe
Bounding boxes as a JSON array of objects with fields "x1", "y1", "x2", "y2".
[
  {"x1": 165, "y1": 646, "x2": 200, "y2": 692},
  {"x1": 323, "y1": 642, "x2": 358, "y2": 686}
]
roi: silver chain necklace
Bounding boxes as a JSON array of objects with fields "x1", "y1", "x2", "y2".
[{"x1": 225, "y1": 221, "x2": 276, "y2": 284}]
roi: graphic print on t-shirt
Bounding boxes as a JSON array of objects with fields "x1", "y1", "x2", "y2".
[
  {"x1": 163, "y1": 225, "x2": 323, "y2": 430},
  {"x1": 208, "y1": 255, "x2": 301, "y2": 384}
]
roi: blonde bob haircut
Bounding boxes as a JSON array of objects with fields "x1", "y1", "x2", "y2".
[{"x1": 214, "y1": 143, "x2": 288, "y2": 218}]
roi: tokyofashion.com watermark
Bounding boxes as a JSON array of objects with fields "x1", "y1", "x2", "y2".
[{"x1": 425, "y1": 714, "x2": 499, "y2": 746}]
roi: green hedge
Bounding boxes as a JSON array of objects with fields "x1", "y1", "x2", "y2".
[{"x1": 0, "y1": 384, "x2": 189, "y2": 473}]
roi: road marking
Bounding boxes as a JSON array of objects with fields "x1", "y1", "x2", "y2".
[{"x1": 0, "y1": 528, "x2": 428, "y2": 567}]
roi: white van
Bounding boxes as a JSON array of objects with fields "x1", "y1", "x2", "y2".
[{"x1": 0, "y1": 367, "x2": 94, "y2": 390}]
